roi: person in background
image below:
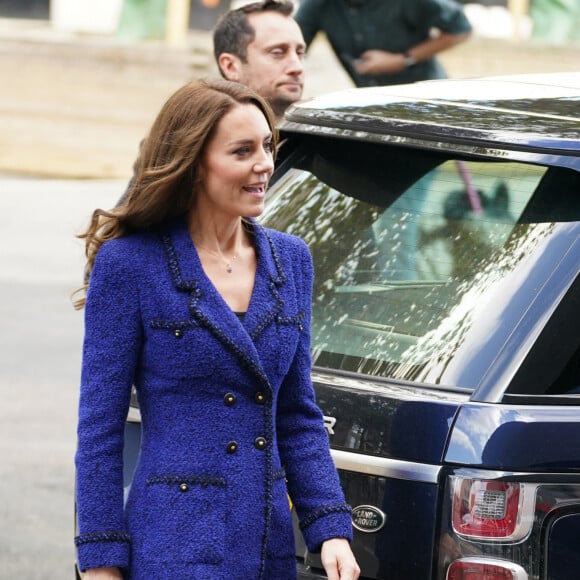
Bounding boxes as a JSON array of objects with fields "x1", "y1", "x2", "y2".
[
  {"x1": 74, "y1": 78, "x2": 359, "y2": 580},
  {"x1": 120, "y1": 0, "x2": 305, "y2": 201},
  {"x1": 213, "y1": 0, "x2": 306, "y2": 121},
  {"x1": 295, "y1": 0, "x2": 472, "y2": 88}
]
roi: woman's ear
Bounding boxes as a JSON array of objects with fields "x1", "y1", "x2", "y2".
[{"x1": 217, "y1": 53, "x2": 243, "y2": 83}]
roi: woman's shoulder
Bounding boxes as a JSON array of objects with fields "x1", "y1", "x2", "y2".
[
  {"x1": 259, "y1": 226, "x2": 313, "y2": 279},
  {"x1": 101, "y1": 229, "x2": 159, "y2": 252},
  {"x1": 261, "y1": 226, "x2": 309, "y2": 254},
  {"x1": 95, "y1": 230, "x2": 161, "y2": 271}
]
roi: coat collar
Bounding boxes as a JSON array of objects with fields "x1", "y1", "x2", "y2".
[{"x1": 160, "y1": 216, "x2": 287, "y2": 389}]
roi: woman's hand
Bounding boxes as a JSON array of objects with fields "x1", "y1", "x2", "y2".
[
  {"x1": 81, "y1": 567, "x2": 123, "y2": 579},
  {"x1": 320, "y1": 538, "x2": 360, "y2": 580}
]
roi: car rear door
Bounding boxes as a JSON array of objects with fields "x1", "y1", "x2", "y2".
[{"x1": 295, "y1": 374, "x2": 467, "y2": 578}]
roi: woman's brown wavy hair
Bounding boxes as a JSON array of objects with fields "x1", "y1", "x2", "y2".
[{"x1": 73, "y1": 78, "x2": 277, "y2": 309}]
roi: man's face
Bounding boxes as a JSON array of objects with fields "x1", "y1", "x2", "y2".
[{"x1": 226, "y1": 12, "x2": 305, "y2": 120}]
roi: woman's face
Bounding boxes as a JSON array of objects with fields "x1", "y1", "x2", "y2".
[{"x1": 197, "y1": 103, "x2": 275, "y2": 219}]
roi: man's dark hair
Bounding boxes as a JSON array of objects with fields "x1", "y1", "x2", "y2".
[{"x1": 213, "y1": 0, "x2": 295, "y2": 65}]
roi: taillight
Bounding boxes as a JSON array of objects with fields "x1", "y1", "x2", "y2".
[
  {"x1": 447, "y1": 557, "x2": 527, "y2": 579},
  {"x1": 452, "y1": 479, "x2": 522, "y2": 539}
]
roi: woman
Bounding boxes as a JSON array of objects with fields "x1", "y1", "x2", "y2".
[{"x1": 74, "y1": 79, "x2": 360, "y2": 580}]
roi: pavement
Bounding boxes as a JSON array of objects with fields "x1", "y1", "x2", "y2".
[
  {"x1": 1, "y1": 16, "x2": 579, "y2": 179},
  {"x1": 0, "y1": 174, "x2": 124, "y2": 579}
]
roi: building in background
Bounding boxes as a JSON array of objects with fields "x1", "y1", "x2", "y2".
[
  {"x1": 1, "y1": 0, "x2": 578, "y2": 45},
  {"x1": 0, "y1": 0, "x2": 228, "y2": 35},
  {"x1": 530, "y1": 0, "x2": 580, "y2": 44}
]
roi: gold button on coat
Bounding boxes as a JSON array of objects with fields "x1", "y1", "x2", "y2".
[
  {"x1": 254, "y1": 437, "x2": 267, "y2": 450},
  {"x1": 226, "y1": 441, "x2": 238, "y2": 454}
]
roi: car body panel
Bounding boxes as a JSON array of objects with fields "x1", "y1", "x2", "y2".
[
  {"x1": 313, "y1": 376, "x2": 463, "y2": 463},
  {"x1": 309, "y1": 375, "x2": 462, "y2": 577},
  {"x1": 546, "y1": 513, "x2": 580, "y2": 580},
  {"x1": 446, "y1": 403, "x2": 580, "y2": 470},
  {"x1": 282, "y1": 74, "x2": 580, "y2": 159}
]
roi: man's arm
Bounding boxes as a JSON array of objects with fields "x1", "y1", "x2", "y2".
[
  {"x1": 354, "y1": 30, "x2": 471, "y2": 76},
  {"x1": 294, "y1": 0, "x2": 326, "y2": 47}
]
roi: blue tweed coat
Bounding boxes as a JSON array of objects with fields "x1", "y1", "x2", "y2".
[{"x1": 74, "y1": 217, "x2": 353, "y2": 579}]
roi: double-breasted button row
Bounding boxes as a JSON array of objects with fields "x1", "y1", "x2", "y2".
[
  {"x1": 223, "y1": 392, "x2": 268, "y2": 406},
  {"x1": 225, "y1": 438, "x2": 268, "y2": 453},
  {"x1": 222, "y1": 392, "x2": 268, "y2": 453}
]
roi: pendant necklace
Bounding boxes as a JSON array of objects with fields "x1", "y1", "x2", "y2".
[{"x1": 196, "y1": 243, "x2": 238, "y2": 274}]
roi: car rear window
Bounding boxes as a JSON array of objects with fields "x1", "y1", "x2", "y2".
[{"x1": 262, "y1": 138, "x2": 580, "y2": 389}]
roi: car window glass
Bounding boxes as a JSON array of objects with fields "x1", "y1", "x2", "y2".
[{"x1": 262, "y1": 142, "x2": 578, "y2": 389}]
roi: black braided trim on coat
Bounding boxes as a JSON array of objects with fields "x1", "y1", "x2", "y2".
[
  {"x1": 146, "y1": 474, "x2": 226, "y2": 487},
  {"x1": 299, "y1": 504, "x2": 353, "y2": 532},
  {"x1": 74, "y1": 532, "x2": 131, "y2": 546}
]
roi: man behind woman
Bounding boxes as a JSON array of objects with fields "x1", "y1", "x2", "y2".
[
  {"x1": 121, "y1": 1, "x2": 305, "y2": 202},
  {"x1": 213, "y1": 0, "x2": 306, "y2": 121}
]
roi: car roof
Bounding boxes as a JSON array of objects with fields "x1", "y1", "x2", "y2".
[{"x1": 282, "y1": 73, "x2": 580, "y2": 158}]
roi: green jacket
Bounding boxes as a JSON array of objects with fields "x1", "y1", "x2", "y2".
[{"x1": 295, "y1": 0, "x2": 472, "y2": 86}]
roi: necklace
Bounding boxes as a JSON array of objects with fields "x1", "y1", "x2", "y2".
[{"x1": 195, "y1": 243, "x2": 238, "y2": 273}]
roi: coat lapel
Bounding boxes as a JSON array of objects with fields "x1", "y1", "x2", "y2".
[
  {"x1": 244, "y1": 222, "x2": 287, "y2": 342},
  {"x1": 160, "y1": 217, "x2": 287, "y2": 389}
]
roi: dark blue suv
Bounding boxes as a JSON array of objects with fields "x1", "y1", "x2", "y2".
[{"x1": 119, "y1": 73, "x2": 580, "y2": 580}]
